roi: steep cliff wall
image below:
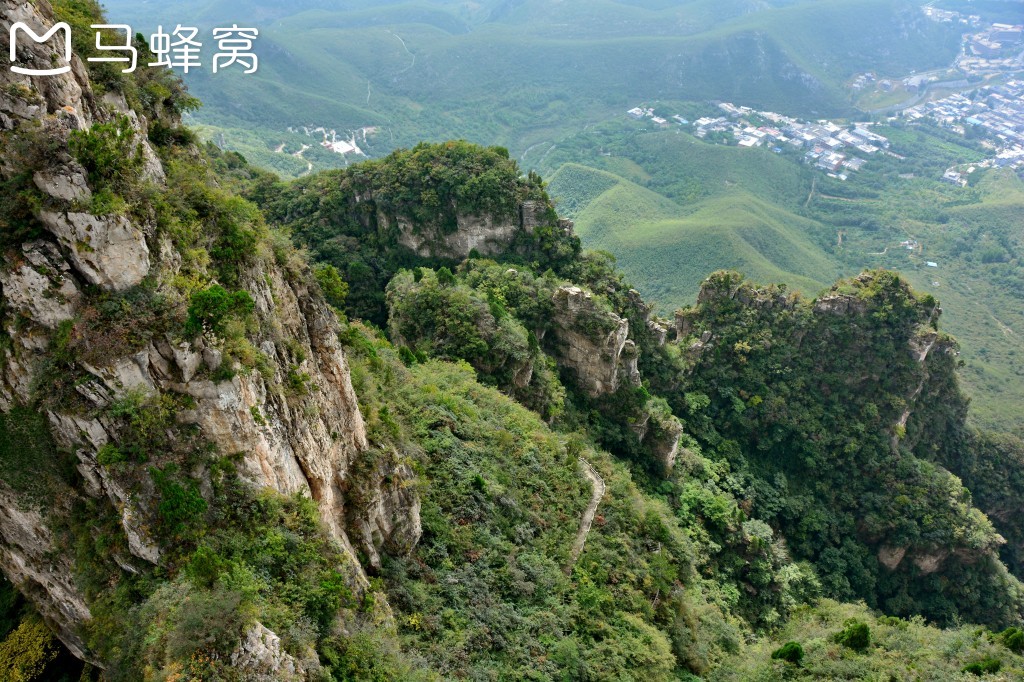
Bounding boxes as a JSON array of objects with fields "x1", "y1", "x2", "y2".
[
  {"x1": 392, "y1": 199, "x2": 551, "y2": 259},
  {"x1": 550, "y1": 285, "x2": 635, "y2": 398},
  {"x1": 0, "y1": 0, "x2": 419, "y2": 669},
  {"x1": 549, "y1": 285, "x2": 683, "y2": 471}
]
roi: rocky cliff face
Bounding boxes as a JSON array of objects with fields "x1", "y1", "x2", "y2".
[
  {"x1": 392, "y1": 198, "x2": 551, "y2": 260},
  {"x1": 630, "y1": 406, "x2": 685, "y2": 472},
  {"x1": 549, "y1": 285, "x2": 683, "y2": 470},
  {"x1": 550, "y1": 285, "x2": 636, "y2": 398},
  {"x1": 0, "y1": 0, "x2": 419, "y2": 668}
]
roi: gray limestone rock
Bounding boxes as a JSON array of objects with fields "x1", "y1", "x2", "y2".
[{"x1": 39, "y1": 211, "x2": 150, "y2": 291}]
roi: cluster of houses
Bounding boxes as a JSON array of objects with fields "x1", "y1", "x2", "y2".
[
  {"x1": 801, "y1": 124, "x2": 890, "y2": 179},
  {"x1": 626, "y1": 107, "x2": 686, "y2": 128},
  {"x1": 959, "y1": 21, "x2": 1024, "y2": 74},
  {"x1": 850, "y1": 72, "x2": 878, "y2": 91},
  {"x1": 920, "y1": 2, "x2": 1023, "y2": 57},
  {"x1": 285, "y1": 125, "x2": 377, "y2": 157},
  {"x1": 902, "y1": 80, "x2": 1024, "y2": 179},
  {"x1": 854, "y1": 71, "x2": 942, "y2": 94},
  {"x1": 628, "y1": 102, "x2": 890, "y2": 181},
  {"x1": 968, "y1": 23, "x2": 1023, "y2": 58},
  {"x1": 921, "y1": 6, "x2": 982, "y2": 27}
]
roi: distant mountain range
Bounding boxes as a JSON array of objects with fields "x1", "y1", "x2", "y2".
[{"x1": 103, "y1": 0, "x2": 962, "y2": 174}]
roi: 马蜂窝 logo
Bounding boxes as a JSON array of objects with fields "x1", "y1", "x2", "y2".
[
  {"x1": 9, "y1": 21, "x2": 73, "y2": 76},
  {"x1": 8, "y1": 21, "x2": 259, "y2": 76}
]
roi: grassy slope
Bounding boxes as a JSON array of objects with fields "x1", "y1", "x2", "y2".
[
  {"x1": 899, "y1": 173, "x2": 1024, "y2": 431},
  {"x1": 549, "y1": 164, "x2": 836, "y2": 308},
  {"x1": 712, "y1": 599, "x2": 1024, "y2": 680},
  {"x1": 341, "y1": 325, "x2": 750, "y2": 679}
]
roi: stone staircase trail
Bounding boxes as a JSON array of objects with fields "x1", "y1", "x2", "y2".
[{"x1": 567, "y1": 457, "x2": 606, "y2": 571}]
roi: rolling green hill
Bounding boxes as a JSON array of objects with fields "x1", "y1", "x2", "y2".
[{"x1": 549, "y1": 164, "x2": 838, "y2": 306}]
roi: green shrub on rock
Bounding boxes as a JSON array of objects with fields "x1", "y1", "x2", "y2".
[
  {"x1": 770, "y1": 641, "x2": 804, "y2": 664},
  {"x1": 184, "y1": 285, "x2": 255, "y2": 338},
  {"x1": 314, "y1": 263, "x2": 349, "y2": 311},
  {"x1": 69, "y1": 115, "x2": 143, "y2": 199},
  {"x1": 833, "y1": 620, "x2": 871, "y2": 652}
]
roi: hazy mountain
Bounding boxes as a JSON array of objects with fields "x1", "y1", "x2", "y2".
[{"x1": 102, "y1": 0, "x2": 961, "y2": 167}]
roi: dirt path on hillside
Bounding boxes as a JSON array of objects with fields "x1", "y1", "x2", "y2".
[
  {"x1": 817, "y1": 193, "x2": 868, "y2": 202},
  {"x1": 804, "y1": 177, "x2": 817, "y2": 208},
  {"x1": 567, "y1": 458, "x2": 606, "y2": 570}
]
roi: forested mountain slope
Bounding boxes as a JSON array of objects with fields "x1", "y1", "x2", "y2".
[
  {"x1": 253, "y1": 137, "x2": 1024, "y2": 630},
  {"x1": 0, "y1": 1, "x2": 1022, "y2": 680}
]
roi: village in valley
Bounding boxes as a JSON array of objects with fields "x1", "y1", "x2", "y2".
[
  {"x1": 922, "y1": 7, "x2": 1023, "y2": 77},
  {"x1": 848, "y1": 13, "x2": 1021, "y2": 112},
  {"x1": 622, "y1": 8, "x2": 1024, "y2": 285},
  {"x1": 627, "y1": 103, "x2": 892, "y2": 181},
  {"x1": 287, "y1": 125, "x2": 379, "y2": 158},
  {"x1": 265, "y1": 125, "x2": 379, "y2": 174},
  {"x1": 624, "y1": 5, "x2": 1023, "y2": 187},
  {"x1": 902, "y1": 79, "x2": 1024, "y2": 184}
]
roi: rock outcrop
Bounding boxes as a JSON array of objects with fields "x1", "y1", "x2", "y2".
[
  {"x1": 2, "y1": 5, "x2": 92, "y2": 128},
  {"x1": 630, "y1": 407, "x2": 684, "y2": 473},
  {"x1": 624, "y1": 289, "x2": 671, "y2": 346},
  {"x1": 877, "y1": 543, "x2": 991, "y2": 576},
  {"x1": 33, "y1": 167, "x2": 91, "y2": 203},
  {"x1": 393, "y1": 206, "x2": 543, "y2": 260},
  {"x1": 0, "y1": 483, "x2": 92, "y2": 659},
  {"x1": 231, "y1": 623, "x2": 309, "y2": 681},
  {"x1": 813, "y1": 293, "x2": 869, "y2": 316},
  {"x1": 347, "y1": 460, "x2": 423, "y2": 571},
  {"x1": 380, "y1": 193, "x2": 561, "y2": 261},
  {"x1": 550, "y1": 285, "x2": 637, "y2": 398},
  {"x1": 37, "y1": 211, "x2": 150, "y2": 291},
  {"x1": 549, "y1": 285, "x2": 684, "y2": 469},
  {"x1": 0, "y1": 240, "x2": 81, "y2": 329}
]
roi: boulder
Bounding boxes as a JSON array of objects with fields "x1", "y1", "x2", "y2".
[
  {"x1": 33, "y1": 169, "x2": 91, "y2": 203},
  {"x1": 39, "y1": 211, "x2": 150, "y2": 291},
  {"x1": 0, "y1": 241, "x2": 81, "y2": 329}
]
